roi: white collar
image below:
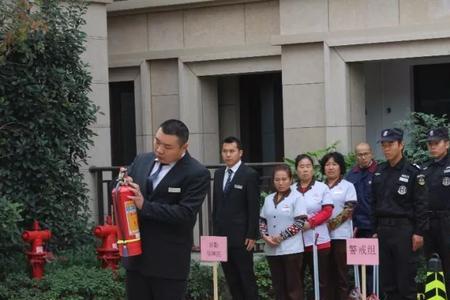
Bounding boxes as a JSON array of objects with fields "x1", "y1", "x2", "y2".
[
  {"x1": 226, "y1": 160, "x2": 242, "y2": 174},
  {"x1": 155, "y1": 152, "x2": 185, "y2": 167}
]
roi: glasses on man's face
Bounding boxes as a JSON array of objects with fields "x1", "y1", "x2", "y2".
[{"x1": 356, "y1": 152, "x2": 371, "y2": 158}]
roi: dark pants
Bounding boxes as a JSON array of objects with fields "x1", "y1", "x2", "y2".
[
  {"x1": 302, "y1": 248, "x2": 330, "y2": 300},
  {"x1": 329, "y1": 240, "x2": 350, "y2": 300},
  {"x1": 267, "y1": 253, "x2": 304, "y2": 300},
  {"x1": 424, "y1": 215, "x2": 450, "y2": 295},
  {"x1": 221, "y1": 247, "x2": 259, "y2": 300},
  {"x1": 378, "y1": 220, "x2": 418, "y2": 300},
  {"x1": 356, "y1": 229, "x2": 374, "y2": 294},
  {"x1": 126, "y1": 270, "x2": 187, "y2": 300}
]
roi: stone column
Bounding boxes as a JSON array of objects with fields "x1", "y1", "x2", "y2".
[
  {"x1": 324, "y1": 44, "x2": 366, "y2": 153},
  {"x1": 281, "y1": 43, "x2": 327, "y2": 159},
  {"x1": 83, "y1": 0, "x2": 112, "y2": 223}
]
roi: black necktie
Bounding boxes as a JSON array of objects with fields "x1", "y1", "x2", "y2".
[
  {"x1": 147, "y1": 163, "x2": 166, "y2": 195},
  {"x1": 223, "y1": 169, "x2": 233, "y2": 192}
]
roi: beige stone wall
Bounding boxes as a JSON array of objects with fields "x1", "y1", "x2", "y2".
[
  {"x1": 276, "y1": 0, "x2": 450, "y2": 154},
  {"x1": 281, "y1": 43, "x2": 326, "y2": 158},
  {"x1": 280, "y1": 0, "x2": 450, "y2": 34},
  {"x1": 106, "y1": 0, "x2": 450, "y2": 160},
  {"x1": 82, "y1": 1, "x2": 112, "y2": 222},
  {"x1": 107, "y1": 0, "x2": 279, "y2": 55}
]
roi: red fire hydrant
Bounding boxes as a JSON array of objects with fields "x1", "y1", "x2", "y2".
[
  {"x1": 93, "y1": 215, "x2": 120, "y2": 270},
  {"x1": 22, "y1": 220, "x2": 51, "y2": 280}
]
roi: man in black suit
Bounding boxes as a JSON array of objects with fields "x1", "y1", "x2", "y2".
[
  {"x1": 125, "y1": 119, "x2": 210, "y2": 300},
  {"x1": 212, "y1": 136, "x2": 260, "y2": 300}
]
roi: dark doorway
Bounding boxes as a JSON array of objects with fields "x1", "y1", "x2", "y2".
[
  {"x1": 239, "y1": 73, "x2": 284, "y2": 162},
  {"x1": 414, "y1": 63, "x2": 450, "y2": 119},
  {"x1": 109, "y1": 81, "x2": 136, "y2": 166}
]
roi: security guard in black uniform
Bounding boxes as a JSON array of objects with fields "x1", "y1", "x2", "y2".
[
  {"x1": 423, "y1": 127, "x2": 450, "y2": 295},
  {"x1": 372, "y1": 128, "x2": 429, "y2": 300}
]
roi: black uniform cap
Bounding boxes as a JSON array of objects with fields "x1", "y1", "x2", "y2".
[
  {"x1": 426, "y1": 127, "x2": 449, "y2": 142},
  {"x1": 379, "y1": 128, "x2": 403, "y2": 142}
]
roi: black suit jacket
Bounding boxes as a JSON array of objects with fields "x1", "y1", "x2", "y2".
[
  {"x1": 123, "y1": 152, "x2": 210, "y2": 280},
  {"x1": 212, "y1": 163, "x2": 260, "y2": 248}
]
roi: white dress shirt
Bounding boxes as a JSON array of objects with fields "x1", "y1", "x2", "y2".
[{"x1": 222, "y1": 160, "x2": 242, "y2": 190}]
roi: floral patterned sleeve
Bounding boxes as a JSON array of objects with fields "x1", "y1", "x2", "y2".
[{"x1": 280, "y1": 215, "x2": 307, "y2": 240}]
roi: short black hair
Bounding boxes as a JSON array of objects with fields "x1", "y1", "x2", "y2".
[
  {"x1": 272, "y1": 164, "x2": 293, "y2": 180},
  {"x1": 222, "y1": 136, "x2": 242, "y2": 150},
  {"x1": 159, "y1": 119, "x2": 189, "y2": 145},
  {"x1": 320, "y1": 152, "x2": 346, "y2": 176},
  {"x1": 295, "y1": 154, "x2": 314, "y2": 169}
]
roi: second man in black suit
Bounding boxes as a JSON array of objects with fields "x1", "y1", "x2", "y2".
[{"x1": 212, "y1": 136, "x2": 260, "y2": 300}]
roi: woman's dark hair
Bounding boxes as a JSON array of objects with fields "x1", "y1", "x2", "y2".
[
  {"x1": 320, "y1": 151, "x2": 346, "y2": 176},
  {"x1": 294, "y1": 154, "x2": 314, "y2": 169},
  {"x1": 160, "y1": 119, "x2": 189, "y2": 145},
  {"x1": 272, "y1": 164, "x2": 292, "y2": 180}
]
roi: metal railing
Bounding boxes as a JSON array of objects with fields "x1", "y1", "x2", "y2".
[{"x1": 89, "y1": 162, "x2": 282, "y2": 250}]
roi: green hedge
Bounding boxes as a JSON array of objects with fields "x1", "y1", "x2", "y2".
[
  {"x1": 0, "y1": 245, "x2": 125, "y2": 300},
  {"x1": 0, "y1": 245, "x2": 275, "y2": 300},
  {"x1": 0, "y1": 266, "x2": 125, "y2": 300}
]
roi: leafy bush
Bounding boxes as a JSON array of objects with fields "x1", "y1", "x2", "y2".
[
  {"x1": 45, "y1": 244, "x2": 101, "y2": 271},
  {"x1": 396, "y1": 112, "x2": 449, "y2": 164},
  {"x1": 0, "y1": 266, "x2": 125, "y2": 300},
  {"x1": 187, "y1": 261, "x2": 229, "y2": 300},
  {"x1": 284, "y1": 142, "x2": 356, "y2": 181},
  {"x1": 254, "y1": 258, "x2": 274, "y2": 300},
  {"x1": 0, "y1": 244, "x2": 125, "y2": 300},
  {"x1": 0, "y1": 196, "x2": 24, "y2": 278},
  {"x1": 0, "y1": 0, "x2": 96, "y2": 257}
]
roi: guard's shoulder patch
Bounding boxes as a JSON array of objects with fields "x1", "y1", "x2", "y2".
[
  {"x1": 417, "y1": 174, "x2": 426, "y2": 186},
  {"x1": 412, "y1": 163, "x2": 422, "y2": 170}
]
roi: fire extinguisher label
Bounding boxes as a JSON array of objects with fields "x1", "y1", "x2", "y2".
[{"x1": 125, "y1": 201, "x2": 140, "y2": 236}]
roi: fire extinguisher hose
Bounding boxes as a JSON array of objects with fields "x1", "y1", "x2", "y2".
[{"x1": 117, "y1": 238, "x2": 140, "y2": 245}]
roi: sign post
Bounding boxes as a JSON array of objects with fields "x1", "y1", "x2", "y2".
[
  {"x1": 200, "y1": 236, "x2": 228, "y2": 300},
  {"x1": 347, "y1": 238, "x2": 379, "y2": 300}
]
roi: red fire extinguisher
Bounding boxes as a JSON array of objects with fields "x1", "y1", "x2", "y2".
[{"x1": 112, "y1": 168, "x2": 142, "y2": 257}]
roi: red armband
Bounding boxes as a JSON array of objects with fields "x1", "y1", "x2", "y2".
[{"x1": 308, "y1": 205, "x2": 333, "y2": 228}]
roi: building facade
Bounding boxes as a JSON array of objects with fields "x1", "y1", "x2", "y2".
[{"x1": 88, "y1": 0, "x2": 450, "y2": 221}]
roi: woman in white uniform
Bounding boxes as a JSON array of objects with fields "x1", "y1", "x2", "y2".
[
  {"x1": 294, "y1": 154, "x2": 333, "y2": 300},
  {"x1": 260, "y1": 164, "x2": 308, "y2": 300},
  {"x1": 321, "y1": 152, "x2": 357, "y2": 300}
]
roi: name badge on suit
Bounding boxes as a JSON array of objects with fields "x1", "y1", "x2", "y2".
[{"x1": 168, "y1": 187, "x2": 181, "y2": 193}]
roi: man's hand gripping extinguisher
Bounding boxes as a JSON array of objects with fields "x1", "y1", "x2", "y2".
[{"x1": 112, "y1": 168, "x2": 142, "y2": 257}]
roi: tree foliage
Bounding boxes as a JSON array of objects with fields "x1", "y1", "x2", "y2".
[
  {"x1": 0, "y1": 0, "x2": 96, "y2": 263},
  {"x1": 396, "y1": 112, "x2": 449, "y2": 164}
]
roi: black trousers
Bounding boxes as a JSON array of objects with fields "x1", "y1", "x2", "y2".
[
  {"x1": 267, "y1": 253, "x2": 304, "y2": 300},
  {"x1": 424, "y1": 216, "x2": 450, "y2": 296},
  {"x1": 126, "y1": 270, "x2": 187, "y2": 300},
  {"x1": 329, "y1": 240, "x2": 350, "y2": 300},
  {"x1": 378, "y1": 221, "x2": 418, "y2": 300},
  {"x1": 221, "y1": 247, "x2": 259, "y2": 300},
  {"x1": 302, "y1": 248, "x2": 330, "y2": 300}
]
